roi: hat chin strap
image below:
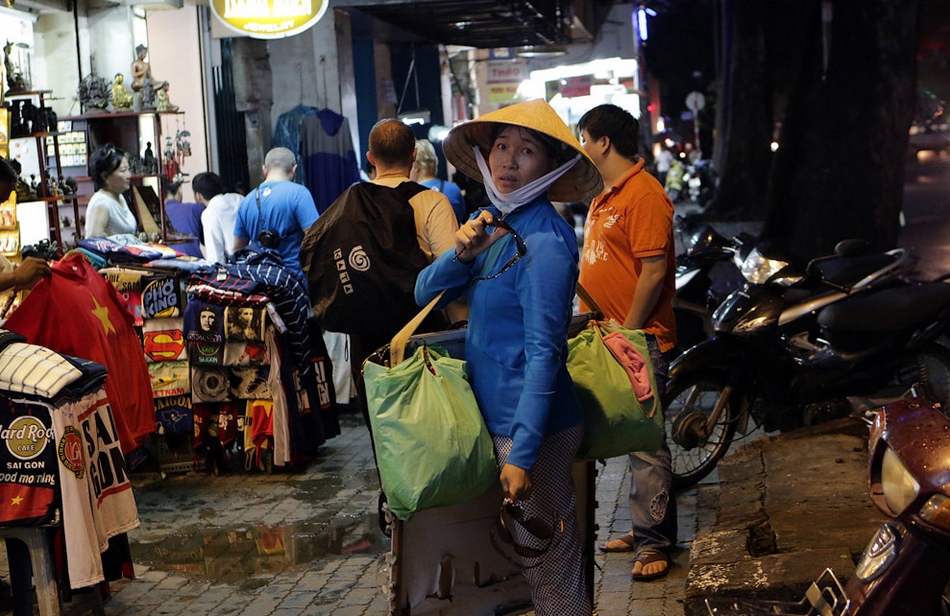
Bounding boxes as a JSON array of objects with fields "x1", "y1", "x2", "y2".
[{"x1": 474, "y1": 146, "x2": 580, "y2": 214}]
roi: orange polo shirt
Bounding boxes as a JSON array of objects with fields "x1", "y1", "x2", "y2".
[{"x1": 578, "y1": 159, "x2": 677, "y2": 352}]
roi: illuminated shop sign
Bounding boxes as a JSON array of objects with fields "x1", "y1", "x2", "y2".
[{"x1": 210, "y1": 0, "x2": 328, "y2": 39}]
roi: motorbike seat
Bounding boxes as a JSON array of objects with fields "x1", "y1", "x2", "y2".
[
  {"x1": 817, "y1": 282, "x2": 950, "y2": 333},
  {"x1": 810, "y1": 253, "x2": 901, "y2": 290}
]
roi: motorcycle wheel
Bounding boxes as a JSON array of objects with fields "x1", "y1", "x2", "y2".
[
  {"x1": 891, "y1": 345, "x2": 950, "y2": 415},
  {"x1": 664, "y1": 375, "x2": 738, "y2": 490}
]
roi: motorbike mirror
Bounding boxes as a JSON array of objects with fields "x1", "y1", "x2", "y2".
[{"x1": 834, "y1": 239, "x2": 871, "y2": 257}]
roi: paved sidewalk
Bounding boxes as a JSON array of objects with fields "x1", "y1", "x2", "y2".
[{"x1": 0, "y1": 413, "x2": 717, "y2": 616}]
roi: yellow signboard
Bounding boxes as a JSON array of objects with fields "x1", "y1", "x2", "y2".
[
  {"x1": 489, "y1": 85, "x2": 519, "y2": 104},
  {"x1": 210, "y1": 0, "x2": 329, "y2": 39}
]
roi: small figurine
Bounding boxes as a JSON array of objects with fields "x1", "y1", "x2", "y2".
[
  {"x1": 19, "y1": 100, "x2": 36, "y2": 134},
  {"x1": 131, "y1": 44, "x2": 167, "y2": 110},
  {"x1": 3, "y1": 40, "x2": 28, "y2": 94},
  {"x1": 78, "y1": 74, "x2": 111, "y2": 111},
  {"x1": 126, "y1": 153, "x2": 143, "y2": 175},
  {"x1": 111, "y1": 73, "x2": 134, "y2": 110},
  {"x1": 46, "y1": 173, "x2": 60, "y2": 197},
  {"x1": 155, "y1": 83, "x2": 178, "y2": 112},
  {"x1": 143, "y1": 142, "x2": 155, "y2": 171},
  {"x1": 14, "y1": 178, "x2": 32, "y2": 201},
  {"x1": 130, "y1": 44, "x2": 151, "y2": 93}
]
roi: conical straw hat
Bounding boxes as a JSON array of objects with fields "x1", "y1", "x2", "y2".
[{"x1": 443, "y1": 99, "x2": 603, "y2": 203}]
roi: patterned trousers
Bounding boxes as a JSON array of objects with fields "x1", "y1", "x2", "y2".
[{"x1": 492, "y1": 423, "x2": 591, "y2": 616}]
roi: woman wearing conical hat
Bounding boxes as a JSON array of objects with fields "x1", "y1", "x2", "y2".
[{"x1": 416, "y1": 99, "x2": 602, "y2": 615}]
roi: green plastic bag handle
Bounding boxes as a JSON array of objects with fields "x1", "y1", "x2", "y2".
[{"x1": 390, "y1": 290, "x2": 446, "y2": 366}]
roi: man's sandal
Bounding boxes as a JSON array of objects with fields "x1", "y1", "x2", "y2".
[
  {"x1": 598, "y1": 532, "x2": 635, "y2": 553},
  {"x1": 631, "y1": 551, "x2": 670, "y2": 582}
]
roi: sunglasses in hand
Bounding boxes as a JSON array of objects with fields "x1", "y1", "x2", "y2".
[
  {"x1": 470, "y1": 218, "x2": 527, "y2": 281},
  {"x1": 490, "y1": 500, "x2": 560, "y2": 567}
]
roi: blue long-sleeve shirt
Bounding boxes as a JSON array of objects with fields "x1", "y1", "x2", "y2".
[{"x1": 415, "y1": 197, "x2": 582, "y2": 470}]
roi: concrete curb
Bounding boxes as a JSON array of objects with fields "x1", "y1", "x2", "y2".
[{"x1": 683, "y1": 418, "x2": 886, "y2": 615}]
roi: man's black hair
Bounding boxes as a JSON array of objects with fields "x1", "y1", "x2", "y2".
[
  {"x1": 577, "y1": 104, "x2": 640, "y2": 159},
  {"x1": 192, "y1": 172, "x2": 227, "y2": 201},
  {"x1": 162, "y1": 177, "x2": 181, "y2": 198}
]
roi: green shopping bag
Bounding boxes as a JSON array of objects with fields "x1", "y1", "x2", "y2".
[
  {"x1": 362, "y1": 292, "x2": 497, "y2": 521},
  {"x1": 568, "y1": 323, "x2": 664, "y2": 459}
]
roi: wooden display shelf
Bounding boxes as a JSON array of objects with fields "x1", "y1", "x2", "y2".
[{"x1": 61, "y1": 110, "x2": 184, "y2": 121}]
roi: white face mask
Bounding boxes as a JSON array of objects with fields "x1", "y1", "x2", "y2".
[{"x1": 473, "y1": 146, "x2": 580, "y2": 214}]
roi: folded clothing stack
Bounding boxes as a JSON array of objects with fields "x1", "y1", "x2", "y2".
[{"x1": 0, "y1": 329, "x2": 107, "y2": 403}]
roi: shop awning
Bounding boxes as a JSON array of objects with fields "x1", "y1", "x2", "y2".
[{"x1": 346, "y1": 0, "x2": 610, "y2": 49}]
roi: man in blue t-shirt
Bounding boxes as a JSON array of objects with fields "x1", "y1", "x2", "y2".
[{"x1": 234, "y1": 147, "x2": 319, "y2": 281}]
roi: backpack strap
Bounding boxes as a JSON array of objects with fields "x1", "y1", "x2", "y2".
[{"x1": 394, "y1": 181, "x2": 430, "y2": 202}]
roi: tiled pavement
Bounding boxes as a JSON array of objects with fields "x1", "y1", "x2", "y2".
[{"x1": 0, "y1": 413, "x2": 721, "y2": 615}]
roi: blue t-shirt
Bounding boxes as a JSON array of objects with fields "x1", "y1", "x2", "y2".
[
  {"x1": 234, "y1": 180, "x2": 319, "y2": 277},
  {"x1": 164, "y1": 199, "x2": 204, "y2": 257},
  {"x1": 421, "y1": 178, "x2": 466, "y2": 224}
]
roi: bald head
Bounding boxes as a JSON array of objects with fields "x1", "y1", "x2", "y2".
[
  {"x1": 368, "y1": 120, "x2": 416, "y2": 173},
  {"x1": 263, "y1": 147, "x2": 296, "y2": 181}
]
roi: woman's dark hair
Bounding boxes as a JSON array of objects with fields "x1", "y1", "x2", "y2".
[
  {"x1": 0, "y1": 158, "x2": 18, "y2": 184},
  {"x1": 489, "y1": 125, "x2": 574, "y2": 166},
  {"x1": 90, "y1": 143, "x2": 126, "y2": 190}
]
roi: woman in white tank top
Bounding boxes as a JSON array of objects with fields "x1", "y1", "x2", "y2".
[{"x1": 84, "y1": 144, "x2": 137, "y2": 238}]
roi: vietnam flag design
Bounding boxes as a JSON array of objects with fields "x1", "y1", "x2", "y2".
[{"x1": 4, "y1": 254, "x2": 156, "y2": 453}]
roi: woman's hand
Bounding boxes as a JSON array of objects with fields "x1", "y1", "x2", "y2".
[
  {"x1": 454, "y1": 210, "x2": 508, "y2": 264},
  {"x1": 500, "y1": 463, "x2": 532, "y2": 502}
]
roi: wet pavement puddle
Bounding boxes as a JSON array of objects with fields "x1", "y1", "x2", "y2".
[
  {"x1": 129, "y1": 515, "x2": 388, "y2": 587},
  {"x1": 127, "y1": 465, "x2": 389, "y2": 586}
]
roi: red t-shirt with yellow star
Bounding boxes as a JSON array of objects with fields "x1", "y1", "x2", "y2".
[{"x1": 5, "y1": 253, "x2": 155, "y2": 453}]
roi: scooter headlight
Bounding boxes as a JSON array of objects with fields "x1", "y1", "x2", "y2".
[
  {"x1": 855, "y1": 522, "x2": 900, "y2": 582},
  {"x1": 881, "y1": 447, "x2": 920, "y2": 515},
  {"x1": 740, "y1": 248, "x2": 789, "y2": 285},
  {"x1": 920, "y1": 494, "x2": 950, "y2": 532}
]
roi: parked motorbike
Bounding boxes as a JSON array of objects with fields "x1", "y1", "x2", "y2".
[
  {"x1": 706, "y1": 393, "x2": 950, "y2": 616},
  {"x1": 663, "y1": 237, "x2": 950, "y2": 488},
  {"x1": 673, "y1": 216, "x2": 745, "y2": 352}
]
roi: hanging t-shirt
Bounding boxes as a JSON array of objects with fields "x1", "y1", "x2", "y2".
[
  {"x1": 300, "y1": 109, "x2": 361, "y2": 214},
  {"x1": 0, "y1": 397, "x2": 59, "y2": 526},
  {"x1": 4, "y1": 253, "x2": 155, "y2": 453},
  {"x1": 184, "y1": 299, "x2": 225, "y2": 366},
  {"x1": 52, "y1": 390, "x2": 139, "y2": 588}
]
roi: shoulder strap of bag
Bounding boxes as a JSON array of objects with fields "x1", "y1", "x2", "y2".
[
  {"x1": 394, "y1": 180, "x2": 430, "y2": 202},
  {"x1": 576, "y1": 282, "x2": 605, "y2": 320},
  {"x1": 390, "y1": 290, "x2": 446, "y2": 366}
]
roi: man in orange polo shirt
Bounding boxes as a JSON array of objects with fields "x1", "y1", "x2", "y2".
[{"x1": 577, "y1": 104, "x2": 677, "y2": 581}]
